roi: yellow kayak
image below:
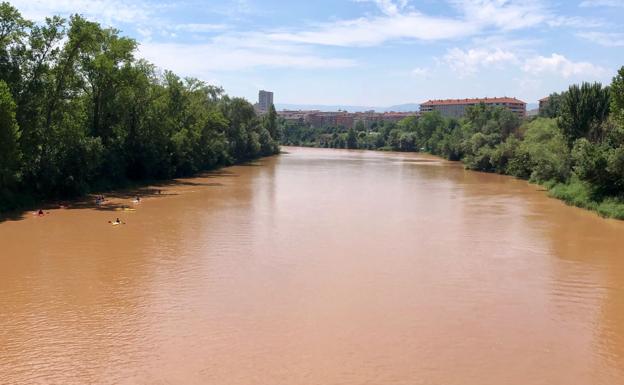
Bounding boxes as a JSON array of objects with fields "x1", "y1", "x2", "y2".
[{"x1": 115, "y1": 207, "x2": 136, "y2": 212}]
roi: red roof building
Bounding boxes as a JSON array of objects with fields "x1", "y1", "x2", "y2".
[{"x1": 539, "y1": 96, "x2": 551, "y2": 113}]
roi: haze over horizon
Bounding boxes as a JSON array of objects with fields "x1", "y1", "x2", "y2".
[{"x1": 10, "y1": 0, "x2": 624, "y2": 106}]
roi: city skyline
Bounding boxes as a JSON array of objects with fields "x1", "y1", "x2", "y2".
[{"x1": 10, "y1": 0, "x2": 624, "y2": 106}]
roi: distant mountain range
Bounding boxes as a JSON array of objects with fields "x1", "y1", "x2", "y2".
[
  {"x1": 276, "y1": 102, "x2": 539, "y2": 113},
  {"x1": 275, "y1": 103, "x2": 421, "y2": 113}
]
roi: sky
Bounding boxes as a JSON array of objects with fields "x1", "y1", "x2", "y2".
[{"x1": 9, "y1": 0, "x2": 624, "y2": 107}]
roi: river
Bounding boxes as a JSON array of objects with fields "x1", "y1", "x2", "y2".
[{"x1": 1, "y1": 146, "x2": 623, "y2": 384}]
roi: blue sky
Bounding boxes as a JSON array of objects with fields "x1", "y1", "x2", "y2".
[{"x1": 11, "y1": 0, "x2": 624, "y2": 107}]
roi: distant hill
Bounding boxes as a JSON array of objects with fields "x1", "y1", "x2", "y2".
[
  {"x1": 275, "y1": 103, "x2": 421, "y2": 113},
  {"x1": 382, "y1": 103, "x2": 421, "y2": 112}
]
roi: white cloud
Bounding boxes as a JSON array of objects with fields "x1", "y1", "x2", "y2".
[
  {"x1": 444, "y1": 47, "x2": 518, "y2": 77},
  {"x1": 449, "y1": 0, "x2": 548, "y2": 30},
  {"x1": 267, "y1": 0, "x2": 589, "y2": 47},
  {"x1": 579, "y1": 0, "x2": 624, "y2": 7},
  {"x1": 8, "y1": 0, "x2": 158, "y2": 25},
  {"x1": 172, "y1": 24, "x2": 228, "y2": 33},
  {"x1": 354, "y1": 0, "x2": 409, "y2": 16},
  {"x1": 137, "y1": 40, "x2": 356, "y2": 77},
  {"x1": 411, "y1": 67, "x2": 430, "y2": 76},
  {"x1": 522, "y1": 53, "x2": 607, "y2": 78},
  {"x1": 576, "y1": 31, "x2": 624, "y2": 46},
  {"x1": 546, "y1": 15, "x2": 607, "y2": 28},
  {"x1": 442, "y1": 45, "x2": 608, "y2": 81},
  {"x1": 269, "y1": 13, "x2": 477, "y2": 47}
]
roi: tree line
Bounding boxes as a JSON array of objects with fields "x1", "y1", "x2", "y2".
[
  {"x1": 0, "y1": 2, "x2": 280, "y2": 212},
  {"x1": 280, "y1": 69, "x2": 624, "y2": 219}
]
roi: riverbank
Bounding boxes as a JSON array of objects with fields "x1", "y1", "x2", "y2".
[
  {"x1": 547, "y1": 179, "x2": 624, "y2": 219},
  {"x1": 0, "y1": 155, "x2": 276, "y2": 222}
]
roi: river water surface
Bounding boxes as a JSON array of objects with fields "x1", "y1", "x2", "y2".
[{"x1": 1, "y1": 146, "x2": 624, "y2": 384}]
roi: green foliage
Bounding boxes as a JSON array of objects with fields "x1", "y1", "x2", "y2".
[
  {"x1": 263, "y1": 104, "x2": 279, "y2": 141},
  {"x1": 346, "y1": 127, "x2": 358, "y2": 149},
  {"x1": 0, "y1": 1, "x2": 31, "y2": 47},
  {"x1": 0, "y1": 79, "x2": 20, "y2": 207},
  {"x1": 0, "y1": 5, "x2": 279, "y2": 211},
  {"x1": 458, "y1": 105, "x2": 522, "y2": 172},
  {"x1": 549, "y1": 178, "x2": 624, "y2": 220},
  {"x1": 559, "y1": 82, "x2": 610, "y2": 143},
  {"x1": 515, "y1": 118, "x2": 570, "y2": 183},
  {"x1": 538, "y1": 93, "x2": 565, "y2": 118},
  {"x1": 572, "y1": 138, "x2": 624, "y2": 196},
  {"x1": 491, "y1": 136, "x2": 521, "y2": 174},
  {"x1": 612, "y1": 66, "x2": 624, "y2": 126}
]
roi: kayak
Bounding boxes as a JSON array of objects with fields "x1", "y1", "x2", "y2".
[{"x1": 115, "y1": 207, "x2": 136, "y2": 212}]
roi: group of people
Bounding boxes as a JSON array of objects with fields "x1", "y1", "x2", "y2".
[
  {"x1": 35, "y1": 191, "x2": 158, "y2": 223},
  {"x1": 112, "y1": 195, "x2": 143, "y2": 225}
]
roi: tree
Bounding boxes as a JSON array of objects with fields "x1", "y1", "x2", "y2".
[
  {"x1": 611, "y1": 66, "x2": 624, "y2": 126},
  {"x1": 0, "y1": 79, "x2": 21, "y2": 198},
  {"x1": 262, "y1": 103, "x2": 279, "y2": 141},
  {"x1": 346, "y1": 127, "x2": 358, "y2": 149},
  {"x1": 0, "y1": 2, "x2": 30, "y2": 45},
  {"x1": 0, "y1": 2, "x2": 31, "y2": 97},
  {"x1": 539, "y1": 93, "x2": 565, "y2": 118},
  {"x1": 510, "y1": 118, "x2": 570, "y2": 183},
  {"x1": 0, "y1": 4, "x2": 281, "y2": 211},
  {"x1": 560, "y1": 82, "x2": 610, "y2": 144}
]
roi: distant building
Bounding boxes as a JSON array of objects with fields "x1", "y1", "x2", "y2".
[
  {"x1": 257, "y1": 90, "x2": 274, "y2": 112},
  {"x1": 276, "y1": 109, "x2": 419, "y2": 129},
  {"x1": 420, "y1": 97, "x2": 526, "y2": 119},
  {"x1": 538, "y1": 96, "x2": 550, "y2": 113}
]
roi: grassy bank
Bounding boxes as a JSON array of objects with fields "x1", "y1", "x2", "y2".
[{"x1": 547, "y1": 179, "x2": 624, "y2": 220}]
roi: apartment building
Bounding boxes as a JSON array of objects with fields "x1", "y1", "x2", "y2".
[
  {"x1": 277, "y1": 110, "x2": 419, "y2": 129},
  {"x1": 420, "y1": 97, "x2": 526, "y2": 118},
  {"x1": 257, "y1": 90, "x2": 274, "y2": 112}
]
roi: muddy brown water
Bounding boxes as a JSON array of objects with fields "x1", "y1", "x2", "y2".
[{"x1": 1, "y1": 146, "x2": 624, "y2": 385}]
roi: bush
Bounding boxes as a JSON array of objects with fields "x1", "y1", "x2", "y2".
[
  {"x1": 549, "y1": 178, "x2": 624, "y2": 219},
  {"x1": 491, "y1": 136, "x2": 521, "y2": 174},
  {"x1": 571, "y1": 138, "x2": 623, "y2": 196},
  {"x1": 517, "y1": 118, "x2": 570, "y2": 183}
]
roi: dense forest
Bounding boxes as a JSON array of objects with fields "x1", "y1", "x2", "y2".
[
  {"x1": 281, "y1": 70, "x2": 624, "y2": 219},
  {"x1": 0, "y1": 2, "x2": 280, "y2": 212}
]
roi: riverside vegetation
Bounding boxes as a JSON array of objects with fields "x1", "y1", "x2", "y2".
[
  {"x1": 281, "y1": 72, "x2": 624, "y2": 219},
  {"x1": 0, "y1": 2, "x2": 280, "y2": 212}
]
